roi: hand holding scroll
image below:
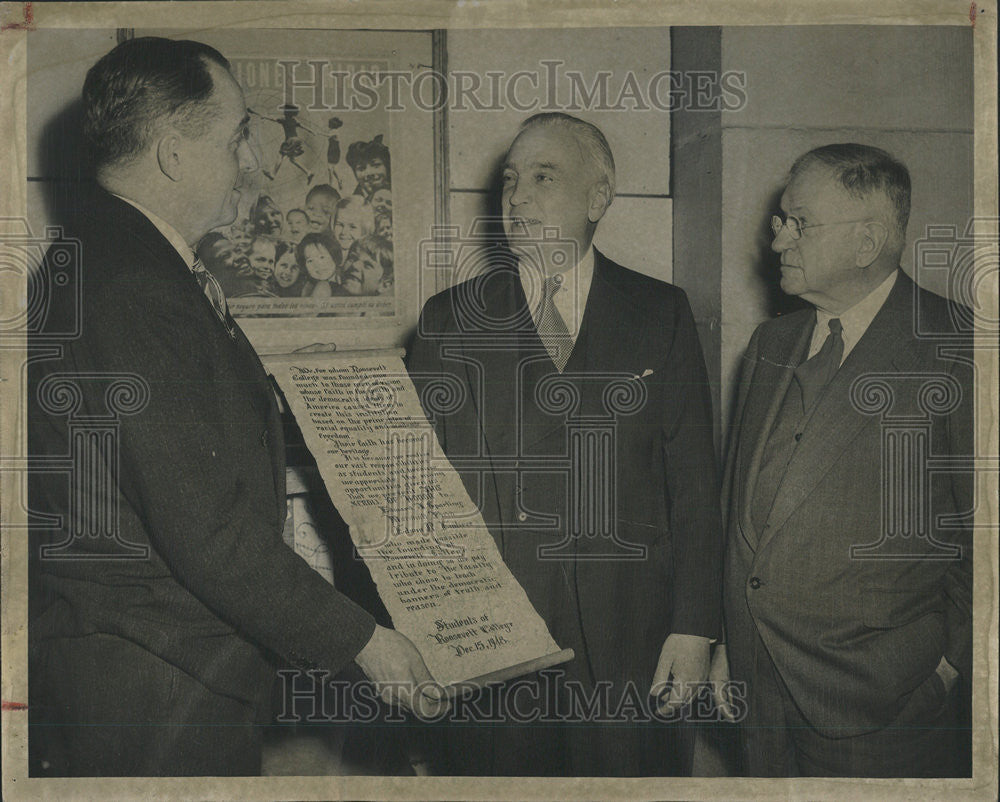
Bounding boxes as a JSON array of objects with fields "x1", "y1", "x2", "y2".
[{"x1": 355, "y1": 624, "x2": 450, "y2": 717}]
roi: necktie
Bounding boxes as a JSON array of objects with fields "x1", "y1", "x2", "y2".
[
  {"x1": 190, "y1": 257, "x2": 232, "y2": 331},
  {"x1": 795, "y1": 318, "x2": 844, "y2": 412},
  {"x1": 535, "y1": 274, "x2": 573, "y2": 372}
]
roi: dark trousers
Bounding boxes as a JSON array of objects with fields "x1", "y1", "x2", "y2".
[
  {"x1": 30, "y1": 633, "x2": 262, "y2": 776},
  {"x1": 740, "y1": 630, "x2": 968, "y2": 778},
  {"x1": 426, "y1": 670, "x2": 692, "y2": 777}
]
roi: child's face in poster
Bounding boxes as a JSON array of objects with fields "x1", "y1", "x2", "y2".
[
  {"x1": 355, "y1": 157, "x2": 388, "y2": 197},
  {"x1": 341, "y1": 250, "x2": 385, "y2": 296},
  {"x1": 255, "y1": 203, "x2": 284, "y2": 235},
  {"x1": 249, "y1": 240, "x2": 276, "y2": 279},
  {"x1": 229, "y1": 223, "x2": 252, "y2": 255},
  {"x1": 207, "y1": 238, "x2": 237, "y2": 271},
  {"x1": 302, "y1": 243, "x2": 337, "y2": 282},
  {"x1": 274, "y1": 251, "x2": 301, "y2": 288},
  {"x1": 286, "y1": 211, "x2": 309, "y2": 239},
  {"x1": 306, "y1": 195, "x2": 336, "y2": 233},
  {"x1": 334, "y1": 206, "x2": 368, "y2": 253},
  {"x1": 371, "y1": 188, "x2": 392, "y2": 217},
  {"x1": 375, "y1": 214, "x2": 392, "y2": 240}
]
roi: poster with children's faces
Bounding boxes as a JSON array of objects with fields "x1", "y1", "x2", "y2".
[
  {"x1": 132, "y1": 28, "x2": 436, "y2": 350},
  {"x1": 198, "y1": 55, "x2": 396, "y2": 319}
]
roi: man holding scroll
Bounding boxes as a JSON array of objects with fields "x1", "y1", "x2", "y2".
[
  {"x1": 27, "y1": 37, "x2": 443, "y2": 777},
  {"x1": 408, "y1": 113, "x2": 722, "y2": 776}
]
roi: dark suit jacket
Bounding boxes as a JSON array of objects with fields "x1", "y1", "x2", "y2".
[
  {"x1": 408, "y1": 248, "x2": 722, "y2": 698},
  {"x1": 28, "y1": 189, "x2": 375, "y2": 715},
  {"x1": 722, "y1": 271, "x2": 973, "y2": 737}
]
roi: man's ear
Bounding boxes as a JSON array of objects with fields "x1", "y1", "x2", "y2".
[
  {"x1": 378, "y1": 276, "x2": 394, "y2": 295},
  {"x1": 587, "y1": 180, "x2": 612, "y2": 224},
  {"x1": 856, "y1": 221, "x2": 889, "y2": 268},
  {"x1": 156, "y1": 131, "x2": 184, "y2": 182}
]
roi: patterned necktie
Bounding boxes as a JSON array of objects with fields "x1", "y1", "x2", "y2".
[
  {"x1": 190, "y1": 257, "x2": 232, "y2": 330},
  {"x1": 536, "y1": 274, "x2": 574, "y2": 372},
  {"x1": 795, "y1": 317, "x2": 844, "y2": 412}
]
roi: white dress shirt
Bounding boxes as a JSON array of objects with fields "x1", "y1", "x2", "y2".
[
  {"x1": 810, "y1": 269, "x2": 898, "y2": 364},
  {"x1": 519, "y1": 245, "x2": 595, "y2": 344}
]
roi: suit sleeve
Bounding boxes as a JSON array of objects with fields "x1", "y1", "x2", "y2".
[
  {"x1": 91, "y1": 287, "x2": 375, "y2": 678},
  {"x1": 660, "y1": 289, "x2": 724, "y2": 640},
  {"x1": 941, "y1": 344, "x2": 974, "y2": 681}
]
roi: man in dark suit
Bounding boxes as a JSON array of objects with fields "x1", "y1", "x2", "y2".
[
  {"x1": 408, "y1": 113, "x2": 722, "y2": 776},
  {"x1": 28, "y1": 36, "x2": 443, "y2": 777},
  {"x1": 711, "y1": 144, "x2": 973, "y2": 777}
]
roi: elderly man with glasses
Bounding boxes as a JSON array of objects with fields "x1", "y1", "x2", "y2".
[{"x1": 711, "y1": 143, "x2": 973, "y2": 777}]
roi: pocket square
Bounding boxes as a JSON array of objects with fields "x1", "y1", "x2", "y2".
[{"x1": 632, "y1": 368, "x2": 655, "y2": 380}]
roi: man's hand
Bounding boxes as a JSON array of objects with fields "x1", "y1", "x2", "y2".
[
  {"x1": 708, "y1": 643, "x2": 737, "y2": 722},
  {"x1": 354, "y1": 625, "x2": 450, "y2": 718},
  {"x1": 649, "y1": 633, "x2": 710, "y2": 713}
]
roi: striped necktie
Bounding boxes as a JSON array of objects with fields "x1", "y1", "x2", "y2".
[
  {"x1": 190, "y1": 257, "x2": 232, "y2": 332},
  {"x1": 536, "y1": 273, "x2": 573, "y2": 372}
]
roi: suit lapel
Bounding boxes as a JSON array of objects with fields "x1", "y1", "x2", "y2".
[
  {"x1": 575, "y1": 251, "x2": 650, "y2": 376},
  {"x1": 235, "y1": 324, "x2": 288, "y2": 512},
  {"x1": 737, "y1": 314, "x2": 812, "y2": 549},
  {"x1": 759, "y1": 274, "x2": 916, "y2": 548},
  {"x1": 519, "y1": 251, "x2": 650, "y2": 448},
  {"x1": 90, "y1": 189, "x2": 288, "y2": 516}
]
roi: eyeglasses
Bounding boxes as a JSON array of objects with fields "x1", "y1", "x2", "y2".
[{"x1": 770, "y1": 213, "x2": 870, "y2": 241}]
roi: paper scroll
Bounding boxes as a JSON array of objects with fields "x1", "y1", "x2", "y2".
[{"x1": 265, "y1": 350, "x2": 572, "y2": 693}]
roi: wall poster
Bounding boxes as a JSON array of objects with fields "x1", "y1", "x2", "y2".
[{"x1": 136, "y1": 28, "x2": 439, "y2": 353}]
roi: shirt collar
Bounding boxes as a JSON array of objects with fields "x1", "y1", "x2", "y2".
[
  {"x1": 813, "y1": 269, "x2": 898, "y2": 362},
  {"x1": 112, "y1": 194, "x2": 197, "y2": 270},
  {"x1": 519, "y1": 245, "x2": 595, "y2": 338}
]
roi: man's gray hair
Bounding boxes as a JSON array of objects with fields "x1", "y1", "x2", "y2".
[
  {"x1": 790, "y1": 143, "x2": 911, "y2": 253},
  {"x1": 519, "y1": 112, "x2": 616, "y2": 201}
]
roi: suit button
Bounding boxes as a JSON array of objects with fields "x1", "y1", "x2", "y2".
[
  {"x1": 517, "y1": 512, "x2": 527, "y2": 522},
  {"x1": 794, "y1": 432, "x2": 803, "y2": 442},
  {"x1": 749, "y1": 576, "x2": 762, "y2": 589},
  {"x1": 260, "y1": 429, "x2": 269, "y2": 447}
]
